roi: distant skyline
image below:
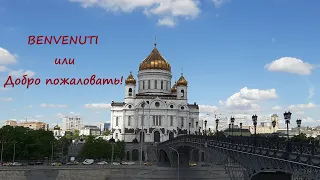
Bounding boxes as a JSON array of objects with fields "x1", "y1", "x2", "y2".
[{"x1": 0, "y1": 0, "x2": 319, "y2": 129}]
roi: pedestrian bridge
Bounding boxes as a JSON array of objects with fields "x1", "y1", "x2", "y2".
[{"x1": 157, "y1": 135, "x2": 320, "y2": 180}]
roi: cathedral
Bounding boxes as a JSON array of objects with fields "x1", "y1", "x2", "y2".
[{"x1": 110, "y1": 43, "x2": 200, "y2": 143}]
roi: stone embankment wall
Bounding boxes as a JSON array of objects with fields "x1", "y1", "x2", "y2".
[{"x1": 0, "y1": 166, "x2": 231, "y2": 180}]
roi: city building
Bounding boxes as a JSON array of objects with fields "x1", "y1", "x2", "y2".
[
  {"x1": 99, "y1": 122, "x2": 110, "y2": 132},
  {"x1": 62, "y1": 116, "x2": 84, "y2": 131},
  {"x1": 110, "y1": 43, "x2": 200, "y2": 143},
  {"x1": 4, "y1": 120, "x2": 49, "y2": 130},
  {"x1": 52, "y1": 124, "x2": 65, "y2": 139},
  {"x1": 80, "y1": 125, "x2": 101, "y2": 136},
  {"x1": 243, "y1": 114, "x2": 279, "y2": 134}
]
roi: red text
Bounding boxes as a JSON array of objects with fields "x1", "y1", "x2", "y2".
[
  {"x1": 28, "y1": 36, "x2": 98, "y2": 45},
  {"x1": 54, "y1": 58, "x2": 75, "y2": 65},
  {"x1": 3, "y1": 75, "x2": 41, "y2": 89},
  {"x1": 3, "y1": 75, "x2": 124, "y2": 88}
]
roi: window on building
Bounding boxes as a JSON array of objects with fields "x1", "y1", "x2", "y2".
[
  {"x1": 191, "y1": 118, "x2": 194, "y2": 128},
  {"x1": 153, "y1": 116, "x2": 162, "y2": 126},
  {"x1": 116, "y1": 117, "x2": 119, "y2": 126},
  {"x1": 170, "y1": 116, "x2": 173, "y2": 126},
  {"x1": 116, "y1": 133, "x2": 118, "y2": 139},
  {"x1": 181, "y1": 117, "x2": 184, "y2": 127},
  {"x1": 161, "y1": 81, "x2": 163, "y2": 89},
  {"x1": 128, "y1": 116, "x2": 131, "y2": 126},
  {"x1": 155, "y1": 80, "x2": 157, "y2": 89},
  {"x1": 143, "y1": 81, "x2": 145, "y2": 89},
  {"x1": 181, "y1": 90, "x2": 185, "y2": 97},
  {"x1": 148, "y1": 80, "x2": 151, "y2": 89},
  {"x1": 128, "y1": 88, "x2": 132, "y2": 96}
]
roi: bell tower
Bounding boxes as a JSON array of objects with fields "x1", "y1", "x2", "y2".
[{"x1": 125, "y1": 72, "x2": 136, "y2": 99}]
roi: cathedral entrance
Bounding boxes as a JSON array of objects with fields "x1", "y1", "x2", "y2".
[
  {"x1": 169, "y1": 132, "x2": 174, "y2": 140},
  {"x1": 139, "y1": 131, "x2": 145, "y2": 142},
  {"x1": 132, "y1": 149, "x2": 139, "y2": 161},
  {"x1": 154, "y1": 131, "x2": 160, "y2": 142}
]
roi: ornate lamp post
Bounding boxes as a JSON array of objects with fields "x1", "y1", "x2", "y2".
[
  {"x1": 208, "y1": 128, "x2": 211, "y2": 136},
  {"x1": 252, "y1": 115, "x2": 258, "y2": 136},
  {"x1": 230, "y1": 117, "x2": 235, "y2": 136},
  {"x1": 228, "y1": 123, "x2": 231, "y2": 136},
  {"x1": 195, "y1": 121, "x2": 198, "y2": 135},
  {"x1": 296, "y1": 119, "x2": 302, "y2": 137},
  {"x1": 188, "y1": 122, "x2": 191, "y2": 135},
  {"x1": 109, "y1": 136, "x2": 115, "y2": 164},
  {"x1": 240, "y1": 122, "x2": 243, "y2": 137},
  {"x1": 215, "y1": 119, "x2": 219, "y2": 140},
  {"x1": 204, "y1": 120, "x2": 207, "y2": 135},
  {"x1": 272, "y1": 120, "x2": 276, "y2": 133},
  {"x1": 199, "y1": 127, "x2": 201, "y2": 135},
  {"x1": 284, "y1": 111, "x2": 292, "y2": 140}
]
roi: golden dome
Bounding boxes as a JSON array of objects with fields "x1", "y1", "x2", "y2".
[
  {"x1": 125, "y1": 72, "x2": 136, "y2": 85},
  {"x1": 139, "y1": 44, "x2": 171, "y2": 72},
  {"x1": 171, "y1": 81, "x2": 177, "y2": 92},
  {"x1": 177, "y1": 73, "x2": 188, "y2": 86},
  {"x1": 53, "y1": 125, "x2": 60, "y2": 130}
]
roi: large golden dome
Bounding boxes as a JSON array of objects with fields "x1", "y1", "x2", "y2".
[
  {"x1": 139, "y1": 44, "x2": 171, "y2": 72},
  {"x1": 171, "y1": 81, "x2": 177, "y2": 92},
  {"x1": 177, "y1": 73, "x2": 188, "y2": 86},
  {"x1": 125, "y1": 72, "x2": 136, "y2": 85}
]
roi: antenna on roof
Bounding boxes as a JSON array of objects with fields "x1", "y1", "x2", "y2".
[{"x1": 154, "y1": 35, "x2": 157, "y2": 48}]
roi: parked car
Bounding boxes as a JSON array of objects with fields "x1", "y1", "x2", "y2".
[
  {"x1": 82, "y1": 159, "x2": 94, "y2": 165},
  {"x1": 189, "y1": 162, "x2": 197, "y2": 167},
  {"x1": 12, "y1": 162, "x2": 23, "y2": 166},
  {"x1": 144, "y1": 162, "x2": 152, "y2": 166},
  {"x1": 52, "y1": 162, "x2": 62, "y2": 166},
  {"x1": 127, "y1": 162, "x2": 135, "y2": 165},
  {"x1": 67, "y1": 161, "x2": 79, "y2": 165},
  {"x1": 120, "y1": 161, "x2": 128, "y2": 165},
  {"x1": 112, "y1": 162, "x2": 120, "y2": 165},
  {"x1": 97, "y1": 161, "x2": 108, "y2": 165}
]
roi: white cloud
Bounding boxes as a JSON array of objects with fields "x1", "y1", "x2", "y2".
[
  {"x1": 288, "y1": 102, "x2": 317, "y2": 111},
  {"x1": 69, "y1": 0, "x2": 201, "y2": 27},
  {"x1": 157, "y1": 16, "x2": 176, "y2": 27},
  {"x1": 84, "y1": 103, "x2": 111, "y2": 109},
  {"x1": 272, "y1": 106, "x2": 282, "y2": 110},
  {"x1": 222, "y1": 87, "x2": 278, "y2": 111},
  {"x1": 0, "y1": 47, "x2": 17, "y2": 65},
  {"x1": 199, "y1": 105, "x2": 218, "y2": 113},
  {"x1": 265, "y1": 57, "x2": 315, "y2": 75},
  {"x1": 0, "y1": 66, "x2": 8, "y2": 72},
  {"x1": 40, "y1": 103, "x2": 68, "y2": 108},
  {"x1": 8, "y1": 69, "x2": 35, "y2": 78},
  {"x1": 0, "y1": 97, "x2": 12, "y2": 101},
  {"x1": 218, "y1": 100, "x2": 224, "y2": 105},
  {"x1": 212, "y1": 0, "x2": 229, "y2": 8}
]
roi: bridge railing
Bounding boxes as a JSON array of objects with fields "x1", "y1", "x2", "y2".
[{"x1": 159, "y1": 135, "x2": 320, "y2": 157}]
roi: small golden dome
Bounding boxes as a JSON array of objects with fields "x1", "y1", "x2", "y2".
[
  {"x1": 54, "y1": 125, "x2": 60, "y2": 130},
  {"x1": 177, "y1": 73, "x2": 188, "y2": 86},
  {"x1": 171, "y1": 81, "x2": 177, "y2": 92},
  {"x1": 139, "y1": 44, "x2": 171, "y2": 72},
  {"x1": 125, "y1": 72, "x2": 136, "y2": 85}
]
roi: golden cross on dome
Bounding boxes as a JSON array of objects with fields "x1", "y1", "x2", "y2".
[
  {"x1": 181, "y1": 68, "x2": 183, "y2": 76},
  {"x1": 154, "y1": 35, "x2": 157, "y2": 48}
]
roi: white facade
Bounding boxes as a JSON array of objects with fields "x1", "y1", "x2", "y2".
[
  {"x1": 80, "y1": 125, "x2": 101, "y2": 136},
  {"x1": 110, "y1": 44, "x2": 200, "y2": 143},
  {"x1": 62, "y1": 116, "x2": 84, "y2": 131}
]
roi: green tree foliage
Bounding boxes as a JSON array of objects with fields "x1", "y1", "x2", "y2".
[
  {"x1": 0, "y1": 125, "x2": 55, "y2": 161},
  {"x1": 78, "y1": 137, "x2": 125, "y2": 161},
  {"x1": 103, "y1": 130, "x2": 111, "y2": 136}
]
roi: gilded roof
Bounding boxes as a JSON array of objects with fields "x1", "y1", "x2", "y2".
[
  {"x1": 177, "y1": 74, "x2": 188, "y2": 86},
  {"x1": 54, "y1": 125, "x2": 60, "y2": 130},
  {"x1": 139, "y1": 44, "x2": 171, "y2": 72},
  {"x1": 125, "y1": 72, "x2": 136, "y2": 85}
]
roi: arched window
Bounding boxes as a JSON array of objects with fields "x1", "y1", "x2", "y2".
[
  {"x1": 128, "y1": 116, "x2": 131, "y2": 126},
  {"x1": 181, "y1": 89, "x2": 185, "y2": 97},
  {"x1": 128, "y1": 88, "x2": 132, "y2": 96},
  {"x1": 143, "y1": 81, "x2": 145, "y2": 89},
  {"x1": 161, "y1": 81, "x2": 163, "y2": 89},
  {"x1": 155, "y1": 80, "x2": 157, "y2": 89},
  {"x1": 148, "y1": 80, "x2": 151, "y2": 89}
]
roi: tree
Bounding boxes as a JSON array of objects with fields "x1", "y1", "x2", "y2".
[{"x1": 103, "y1": 130, "x2": 111, "y2": 136}]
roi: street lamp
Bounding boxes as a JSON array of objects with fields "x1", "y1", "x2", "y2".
[
  {"x1": 140, "y1": 101, "x2": 146, "y2": 166},
  {"x1": 188, "y1": 122, "x2": 191, "y2": 135},
  {"x1": 199, "y1": 127, "x2": 201, "y2": 135},
  {"x1": 272, "y1": 120, "x2": 276, "y2": 133},
  {"x1": 240, "y1": 122, "x2": 243, "y2": 137},
  {"x1": 284, "y1": 111, "x2": 292, "y2": 140},
  {"x1": 296, "y1": 119, "x2": 302, "y2": 137},
  {"x1": 12, "y1": 141, "x2": 17, "y2": 163},
  {"x1": 169, "y1": 147, "x2": 180, "y2": 180},
  {"x1": 109, "y1": 136, "x2": 115, "y2": 164},
  {"x1": 0, "y1": 140, "x2": 4, "y2": 164},
  {"x1": 252, "y1": 115, "x2": 258, "y2": 136},
  {"x1": 195, "y1": 121, "x2": 198, "y2": 135},
  {"x1": 204, "y1": 120, "x2": 207, "y2": 135},
  {"x1": 215, "y1": 119, "x2": 219, "y2": 140},
  {"x1": 228, "y1": 123, "x2": 231, "y2": 136},
  {"x1": 230, "y1": 117, "x2": 235, "y2": 136},
  {"x1": 208, "y1": 128, "x2": 211, "y2": 136}
]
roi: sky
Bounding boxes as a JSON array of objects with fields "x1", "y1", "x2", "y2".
[{"x1": 0, "y1": 0, "x2": 319, "y2": 130}]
